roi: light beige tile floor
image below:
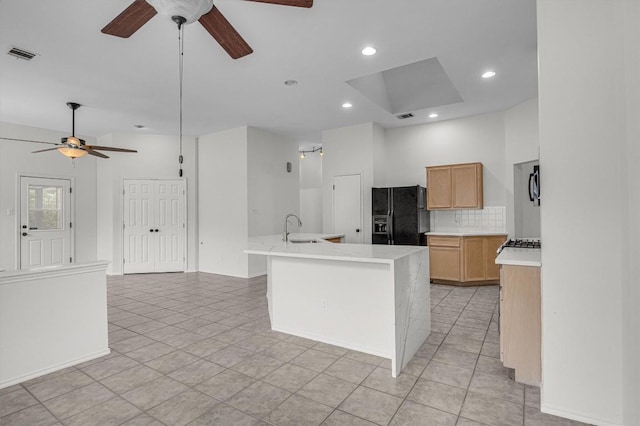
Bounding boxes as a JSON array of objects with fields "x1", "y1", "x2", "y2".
[{"x1": 0, "y1": 272, "x2": 590, "y2": 425}]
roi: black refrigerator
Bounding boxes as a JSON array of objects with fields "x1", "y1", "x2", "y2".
[{"x1": 372, "y1": 185, "x2": 430, "y2": 245}]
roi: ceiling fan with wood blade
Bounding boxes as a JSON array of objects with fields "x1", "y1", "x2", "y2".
[
  {"x1": 101, "y1": 0, "x2": 313, "y2": 59},
  {"x1": 28, "y1": 102, "x2": 137, "y2": 159}
]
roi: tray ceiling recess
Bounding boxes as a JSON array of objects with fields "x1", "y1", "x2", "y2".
[{"x1": 346, "y1": 57, "x2": 463, "y2": 118}]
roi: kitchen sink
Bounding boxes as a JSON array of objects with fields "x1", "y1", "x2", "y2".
[{"x1": 288, "y1": 239, "x2": 321, "y2": 244}]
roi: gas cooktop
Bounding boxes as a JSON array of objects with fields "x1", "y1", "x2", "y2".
[{"x1": 497, "y1": 238, "x2": 541, "y2": 253}]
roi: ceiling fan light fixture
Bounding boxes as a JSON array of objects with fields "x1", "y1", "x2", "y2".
[
  {"x1": 66, "y1": 136, "x2": 82, "y2": 146},
  {"x1": 57, "y1": 146, "x2": 88, "y2": 158},
  {"x1": 146, "y1": 0, "x2": 213, "y2": 24}
]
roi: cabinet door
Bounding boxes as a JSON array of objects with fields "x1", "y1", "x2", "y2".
[
  {"x1": 463, "y1": 237, "x2": 486, "y2": 281},
  {"x1": 429, "y1": 246, "x2": 461, "y2": 281},
  {"x1": 500, "y1": 265, "x2": 541, "y2": 385},
  {"x1": 426, "y1": 166, "x2": 452, "y2": 209},
  {"x1": 452, "y1": 163, "x2": 483, "y2": 209},
  {"x1": 485, "y1": 236, "x2": 507, "y2": 280}
]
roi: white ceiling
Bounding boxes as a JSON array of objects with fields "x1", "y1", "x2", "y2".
[{"x1": 0, "y1": 0, "x2": 538, "y2": 149}]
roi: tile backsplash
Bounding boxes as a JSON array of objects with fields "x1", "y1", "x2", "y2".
[{"x1": 430, "y1": 206, "x2": 506, "y2": 233}]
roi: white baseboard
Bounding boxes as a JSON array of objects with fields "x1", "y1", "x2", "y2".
[
  {"x1": 541, "y1": 403, "x2": 622, "y2": 426},
  {"x1": 0, "y1": 348, "x2": 111, "y2": 390}
]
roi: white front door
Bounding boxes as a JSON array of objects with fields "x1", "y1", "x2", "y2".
[
  {"x1": 123, "y1": 179, "x2": 185, "y2": 273},
  {"x1": 20, "y1": 176, "x2": 72, "y2": 269},
  {"x1": 333, "y1": 174, "x2": 363, "y2": 243}
]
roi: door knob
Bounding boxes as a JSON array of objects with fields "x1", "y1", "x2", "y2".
[
  {"x1": 150, "y1": 229, "x2": 154, "y2": 232},
  {"x1": 154, "y1": 229, "x2": 159, "y2": 233},
  {"x1": 22, "y1": 225, "x2": 27, "y2": 229},
  {"x1": 356, "y1": 229, "x2": 360, "y2": 233},
  {"x1": 22, "y1": 232, "x2": 28, "y2": 237}
]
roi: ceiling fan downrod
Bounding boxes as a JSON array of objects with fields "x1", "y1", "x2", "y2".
[{"x1": 67, "y1": 102, "x2": 81, "y2": 138}]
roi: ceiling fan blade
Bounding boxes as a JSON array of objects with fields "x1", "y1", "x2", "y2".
[
  {"x1": 1, "y1": 137, "x2": 58, "y2": 145},
  {"x1": 245, "y1": 0, "x2": 313, "y2": 7},
  {"x1": 32, "y1": 147, "x2": 61, "y2": 153},
  {"x1": 101, "y1": 0, "x2": 157, "y2": 38},
  {"x1": 198, "y1": 7, "x2": 253, "y2": 59},
  {"x1": 85, "y1": 145, "x2": 138, "y2": 153},
  {"x1": 86, "y1": 149, "x2": 110, "y2": 159}
]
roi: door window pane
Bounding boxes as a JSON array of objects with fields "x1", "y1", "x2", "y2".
[{"x1": 28, "y1": 185, "x2": 63, "y2": 230}]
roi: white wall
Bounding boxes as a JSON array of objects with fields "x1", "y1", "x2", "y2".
[
  {"x1": 198, "y1": 127, "x2": 248, "y2": 277},
  {"x1": 95, "y1": 133, "x2": 198, "y2": 275},
  {"x1": 372, "y1": 123, "x2": 387, "y2": 187},
  {"x1": 537, "y1": 1, "x2": 637, "y2": 424},
  {"x1": 385, "y1": 112, "x2": 507, "y2": 205},
  {"x1": 322, "y1": 123, "x2": 375, "y2": 243},
  {"x1": 299, "y1": 150, "x2": 323, "y2": 233},
  {"x1": 247, "y1": 127, "x2": 299, "y2": 277},
  {"x1": 504, "y1": 98, "x2": 540, "y2": 235},
  {"x1": 199, "y1": 126, "x2": 299, "y2": 278},
  {"x1": 622, "y1": 2, "x2": 640, "y2": 424},
  {"x1": 0, "y1": 123, "x2": 97, "y2": 271}
]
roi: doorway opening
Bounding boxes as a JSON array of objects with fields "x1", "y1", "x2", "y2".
[{"x1": 333, "y1": 174, "x2": 363, "y2": 243}]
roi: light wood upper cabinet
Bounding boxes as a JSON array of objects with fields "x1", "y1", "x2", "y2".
[
  {"x1": 426, "y1": 166, "x2": 452, "y2": 209},
  {"x1": 426, "y1": 162, "x2": 483, "y2": 210}
]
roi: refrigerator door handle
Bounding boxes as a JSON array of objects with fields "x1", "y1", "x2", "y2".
[
  {"x1": 528, "y1": 173, "x2": 535, "y2": 202},
  {"x1": 389, "y1": 210, "x2": 394, "y2": 245}
]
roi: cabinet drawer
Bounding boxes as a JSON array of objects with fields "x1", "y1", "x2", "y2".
[{"x1": 428, "y1": 236, "x2": 461, "y2": 247}]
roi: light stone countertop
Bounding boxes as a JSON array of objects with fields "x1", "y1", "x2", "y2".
[
  {"x1": 426, "y1": 231, "x2": 508, "y2": 237},
  {"x1": 495, "y1": 248, "x2": 541, "y2": 267},
  {"x1": 246, "y1": 233, "x2": 426, "y2": 264}
]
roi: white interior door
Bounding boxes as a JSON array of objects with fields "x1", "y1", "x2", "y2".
[
  {"x1": 333, "y1": 174, "x2": 363, "y2": 243},
  {"x1": 123, "y1": 179, "x2": 185, "y2": 273},
  {"x1": 155, "y1": 181, "x2": 185, "y2": 272},
  {"x1": 123, "y1": 180, "x2": 155, "y2": 273},
  {"x1": 20, "y1": 177, "x2": 72, "y2": 269}
]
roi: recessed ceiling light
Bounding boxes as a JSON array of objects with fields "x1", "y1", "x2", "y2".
[
  {"x1": 284, "y1": 79, "x2": 298, "y2": 86},
  {"x1": 428, "y1": 113, "x2": 439, "y2": 118},
  {"x1": 342, "y1": 102, "x2": 353, "y2": 109},
  {"x1": 361, "y1": 46, "x2": 377, "y2": 56},
  {"x1": 134, "y1": 124, "x2": 146, "y2": 129},
  {"x1": 482, "y1": 71, "x2": 496, "y2": 79}
]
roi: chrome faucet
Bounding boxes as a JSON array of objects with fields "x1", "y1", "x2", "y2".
[{"x1": 283, "y1": 213, "x2": 302, "y2": 242}]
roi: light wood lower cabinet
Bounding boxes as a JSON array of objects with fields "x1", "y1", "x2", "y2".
[
  {"x1": 428, "y1": 235, "x2": 506, "y2": 285},
  {"x1": 499, "y1": 264, "x2": 541, "y2": 386}
]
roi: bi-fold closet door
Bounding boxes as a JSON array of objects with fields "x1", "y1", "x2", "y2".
[{"x1": 123, "y1": 179, "x2": 185, "y2": 273}]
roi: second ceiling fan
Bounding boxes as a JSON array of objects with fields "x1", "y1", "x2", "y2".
[{"x1": 101, "y1": 0, "x2": 313, "y2": 59}]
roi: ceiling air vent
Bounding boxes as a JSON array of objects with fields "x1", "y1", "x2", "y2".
[
  {"x1": 396, "y1": 112, "x2": 414, "y2": 120},
  {"x1": 7, "y1": 47, "x2": 37, "y2": 61}
]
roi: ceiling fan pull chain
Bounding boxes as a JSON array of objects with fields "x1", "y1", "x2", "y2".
[{"x1": 177, "y1": 17, "x2": 185, "y2": 178}]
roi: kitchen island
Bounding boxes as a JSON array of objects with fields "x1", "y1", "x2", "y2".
[{"x1": 245, "y1": 234, "x2": 430, "y2": 377}]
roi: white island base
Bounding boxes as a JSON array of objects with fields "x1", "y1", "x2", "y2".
[{"x1": 247, "y1": 237, "x2": 430, "y2": 377}]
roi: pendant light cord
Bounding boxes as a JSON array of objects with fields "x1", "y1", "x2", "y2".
[{"x1": 178, "y1": 22, "x2": 185, "y2": 177}]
